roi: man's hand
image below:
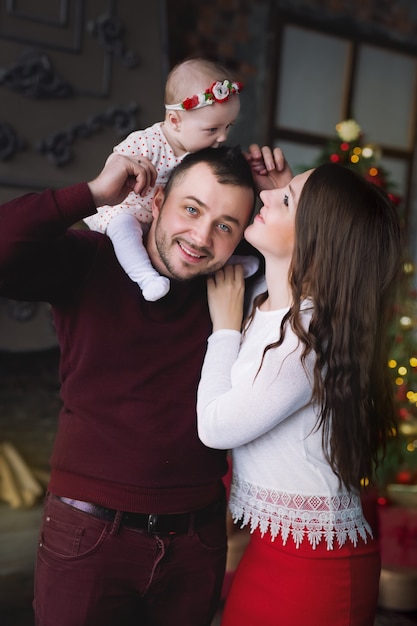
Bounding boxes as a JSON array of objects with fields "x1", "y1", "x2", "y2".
[
  {"x1": 207, "y1": 264, "x2": 245, "y2": 332},
  {"x1": 245, "y1": 144, "x2": 293, "y2": 192},
  {"x1": 88, "y1": 153, "x2": 157, "y2": 207}
]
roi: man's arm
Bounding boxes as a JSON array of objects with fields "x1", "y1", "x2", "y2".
[{"x1": 0, "y1": 154, "x2": 153, "y2": 300}]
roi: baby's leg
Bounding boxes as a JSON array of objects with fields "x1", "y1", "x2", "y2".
[{"x1": 107, "y1": 214, "x2": 170, "y2": 301}]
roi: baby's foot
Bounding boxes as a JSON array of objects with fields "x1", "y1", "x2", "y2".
[{"x1": 140, "y1": 275, "x2": 170, "y2": 301}]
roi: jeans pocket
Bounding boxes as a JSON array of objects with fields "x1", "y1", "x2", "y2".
[{"x1": 39, "y1": 495, "x2": 108, "y2": 561}]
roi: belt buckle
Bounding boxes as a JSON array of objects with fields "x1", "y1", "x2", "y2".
[
  {"x1": 147, "y1": 513, "x2": 159, "y2": 534},
  {"x1": 147, "y1": 513, "x2": 178, "y2": 535}
]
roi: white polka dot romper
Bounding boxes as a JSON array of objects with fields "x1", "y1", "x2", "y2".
[{"x1": 85, "y1": 122, "x2": 187, "y2": 233}]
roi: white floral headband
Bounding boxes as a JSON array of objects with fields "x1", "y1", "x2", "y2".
[{"x1": 165, "y1": 80, "x2": 243, "y2": 111}]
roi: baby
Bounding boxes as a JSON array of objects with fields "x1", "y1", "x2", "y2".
[{"x1": 85, "y1": 57, "x2": 258, "y2": 301}]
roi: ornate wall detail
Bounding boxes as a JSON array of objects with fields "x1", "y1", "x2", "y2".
[
  {"x1": 3, "y1": 299, "x2": 39, "y2": 323},
  {"x1": 0, "y1": 49, "x2": 73, "y2": 99},
  {"x1": 1, "y1": 0, "x2": 84, "y2": 53},
  {"x1": 36, "y1": 102, "x2": 138, "y2": 166},
  {"x1": 86, "y1": 14, "x2": 140, "y2": 68},
  {"x1": 0, "y1": 122, "x2": 26, "y2": 161},
  {"x1": 5, "y1": 0, "x2": 70, "y2": 26}
]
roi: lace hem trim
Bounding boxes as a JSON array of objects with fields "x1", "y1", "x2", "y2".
[{"x1": 229, "y1": 475, "x2": 373, "y2": 550}]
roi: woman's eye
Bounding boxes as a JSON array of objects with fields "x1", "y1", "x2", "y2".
[
  {"x1": 186, "y1": 206, "x2": 198, "y2": 215},
  {"x1": 283, "y1": 194, "x2": 289, "y2": 207}
]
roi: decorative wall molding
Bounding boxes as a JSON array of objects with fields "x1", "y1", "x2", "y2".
[
  {"x1": 1, "y1": 0, "x2": 85, "y2": 52},
  {"x1": 0, "y1": 49, "x2": 73, "y2": 99},
  {"x1": 0, "y1": 7, "x2": 140, "y2": 99},
  {"x1": 36, "y1": 102, "x2": 139, "y2": 166},
  {"x1": 6, "y1": 0, "x2": 70, "y2": 26},
  {"x1": 87, "y1": 14, "x2": 140, "y2": 68},
  {"x1": 0, "y1": 122, "x2": 26, "y2": 161},
  {"x1": 2, "y1": 298, "x2": 39, "y2": 323}
]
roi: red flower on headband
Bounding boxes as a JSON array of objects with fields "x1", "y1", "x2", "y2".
[{"x1": 182, "y1": 95, "x2": 200, "y2": 110}]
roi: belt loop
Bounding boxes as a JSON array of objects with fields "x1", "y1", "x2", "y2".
[{"x1": 109, "y1": 510, "x2": 124, "y2": 536}]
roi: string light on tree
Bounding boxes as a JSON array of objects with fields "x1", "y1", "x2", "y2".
[
  {"x1": 386, "y1": 260, "x2": 417, "y2": 487},
  {"x1": 311, "y1": 119, "x2": 402, "y2": 207}
]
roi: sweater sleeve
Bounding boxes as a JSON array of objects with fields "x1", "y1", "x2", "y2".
[
  {"x1": 0, "y1": 183, "x2": 98, "y2": 301},
  {"x1": 197, "y1": 326, "x2": 314, "y2": 449}
]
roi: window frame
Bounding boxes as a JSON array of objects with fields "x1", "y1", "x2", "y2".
[{"x1": 266, "y1": 8, "x2": 417, "y2": 224}]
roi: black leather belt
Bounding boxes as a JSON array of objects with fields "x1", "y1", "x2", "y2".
[{"x1": 55, "y1": 495, "x2": 223, "y2": 535}]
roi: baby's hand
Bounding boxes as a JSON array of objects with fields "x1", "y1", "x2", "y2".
[{"x1": 245, "y1": 144, "x2": 293, "y2": 191}]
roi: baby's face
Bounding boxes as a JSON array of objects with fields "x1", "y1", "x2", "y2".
[{"x1": 177, "y1": 96, "x2": 240, "y2": 153}]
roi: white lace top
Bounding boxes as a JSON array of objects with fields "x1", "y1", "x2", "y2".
[{"x1": 197, "y1": 303, "x2": 373, "y2": 550}]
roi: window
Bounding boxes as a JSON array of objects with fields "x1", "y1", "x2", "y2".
[{"x1": 268, "y1": 16, "x2": 417, "y2": 222}]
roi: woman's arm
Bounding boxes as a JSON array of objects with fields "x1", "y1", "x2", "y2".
[{"x1": 197, "y1": 320, "x2": 314, "y2": 450}]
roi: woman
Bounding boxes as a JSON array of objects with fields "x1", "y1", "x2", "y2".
[{"x1": 197, "y1": 161, "x2": 403, "y2": 625}]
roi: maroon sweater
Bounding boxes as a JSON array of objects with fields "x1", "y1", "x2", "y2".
[{"x1": 0, "y1": 183, "x2": 227, "y2": 513}]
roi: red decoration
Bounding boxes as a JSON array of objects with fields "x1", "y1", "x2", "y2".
[
  {"x1": 182, "y1": 95, "x2": 200, "y2": 110},
  {"x1": 396, "y1": 470, "x2": 413, "y2": 485}
]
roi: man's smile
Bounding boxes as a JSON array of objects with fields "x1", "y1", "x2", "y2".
[{"x1": 177, "y1": 240, "x2": 209, "y2": 263}]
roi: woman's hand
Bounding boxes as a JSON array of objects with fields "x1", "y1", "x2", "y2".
[
  {"x1": 207, "y1": 264, "x2": 245, "y2": 332},
  {"x1": 245, "y1": 144, "x2": 293, "y2": 192}
]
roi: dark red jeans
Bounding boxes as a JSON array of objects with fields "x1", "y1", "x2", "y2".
[{"x1": 34, "y1": 493, "x2": 227, "y2": 626}]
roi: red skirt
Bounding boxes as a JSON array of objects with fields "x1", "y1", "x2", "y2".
[{"x1": 221, "y1": 528, "x2": 380, "y2": 626}]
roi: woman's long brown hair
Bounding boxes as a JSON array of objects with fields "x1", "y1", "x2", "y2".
[{"x1": 246, "y1": 163, "x2": 403, "y2": 490}]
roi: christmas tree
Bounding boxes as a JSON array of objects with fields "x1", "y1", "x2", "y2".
[
  {"x1": 385, "y1": 259, "x2": 417, "y2": 489},
  {"x1": 306, "y1": 120, "x2": 417, "y2": 493}
]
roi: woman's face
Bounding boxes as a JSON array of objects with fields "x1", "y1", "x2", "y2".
[{"x1": 244, "y1": 169, "x2": 312, "y2": 259}]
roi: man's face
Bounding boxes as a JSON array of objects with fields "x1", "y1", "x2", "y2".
[{"x1": 147, "y1": 162, "x2": 254, "y2": 281}]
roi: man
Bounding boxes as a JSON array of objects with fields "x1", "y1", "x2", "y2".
[{"x1": 0, "y1": 146, "x2": 258, "y2": 626}]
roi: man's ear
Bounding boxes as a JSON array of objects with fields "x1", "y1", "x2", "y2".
[{"x1": 152, "y1": 186, "x2": 165, "y2": 219}]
